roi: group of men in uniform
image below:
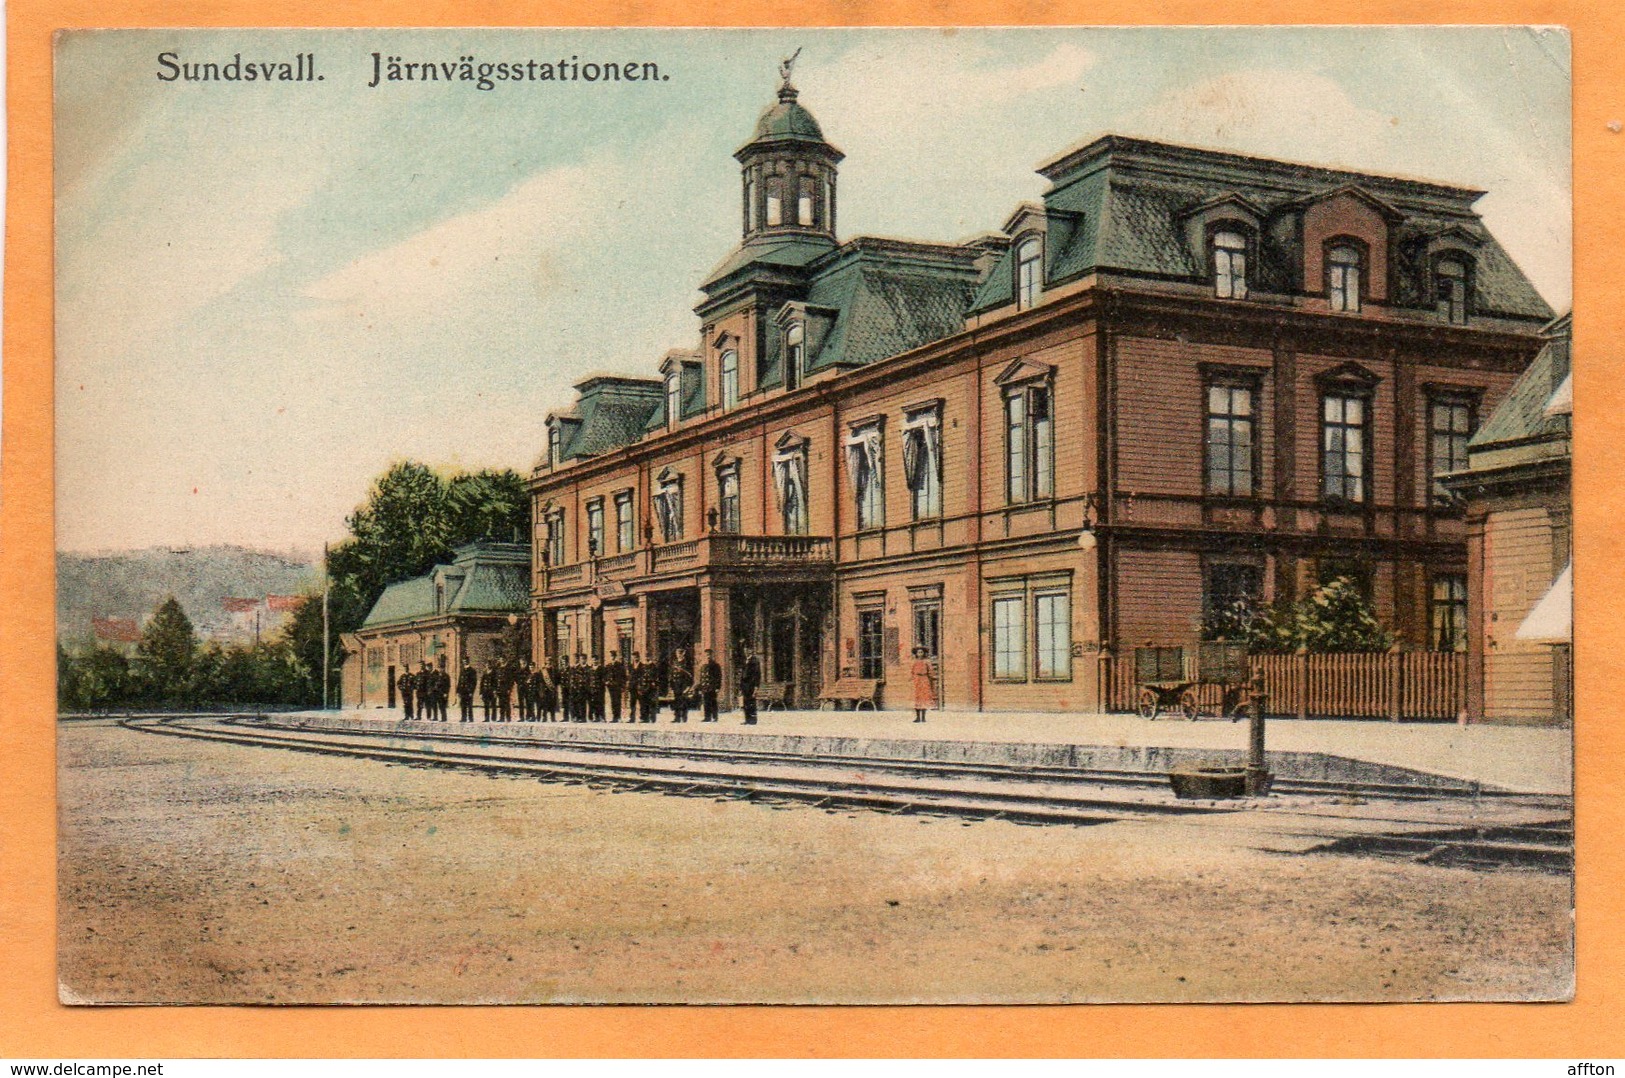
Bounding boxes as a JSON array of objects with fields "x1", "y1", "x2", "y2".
[{"x1": 397, "y1": 645, "x2": 742, "y2": 724}]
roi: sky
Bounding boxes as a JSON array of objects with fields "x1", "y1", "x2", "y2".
[{"x1": 53, "y1": 27, "x2": 1572, "y2": 556}]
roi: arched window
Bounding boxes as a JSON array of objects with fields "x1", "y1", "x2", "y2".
[
  {"x1": 1016, "y1": 236, "x2": 1042, "y2": 309},
  {"x1": 548, "y1": 426, "x2": 561, "y2": 468},
  {"x1": 1212, "y1": 230, "x2": 1249, "y2": 299},
  {"x1": 1435, "y1": 256, "x2": 1468, "y2": 325},
  {"x1": 765, "y1": 176, "x2": 783, "y2": 227},
  {"x1": 720, "y1": 348, "x2": 739, "y2": 410},
  {"x1": 744, "y1": 176, "x2": 757, "y2": 233},
  {"x1": 823, "y1": 174, "x2": 835, "y2": 231},
  {"x1": 785, "y1": 322, "x2": 805, "y2": 390},
  {"x1": 665, "y1": 372, "x2": 681, "y2": 429},
  {"x1": 1328, "y1": 243, "x2": 1362, "y2": 313}
]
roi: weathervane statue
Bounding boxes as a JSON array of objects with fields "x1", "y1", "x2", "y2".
[{"x1": 780, "y1": 46, "x2": 801, "y2": 90}]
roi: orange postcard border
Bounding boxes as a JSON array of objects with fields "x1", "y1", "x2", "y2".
[{"x1": 4, "y1": 0, "x2": 1622, "y2": 1059}]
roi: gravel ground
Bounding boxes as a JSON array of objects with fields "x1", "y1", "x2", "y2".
[{"x1": 57, "y1": 722, "x2": 1573, "y2": 1005}]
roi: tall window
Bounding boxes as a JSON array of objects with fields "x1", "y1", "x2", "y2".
[
  {"x1": 1436, "y1": 257, "x2": 1468, "y2": 324},
  {"x1": 545, "y1": 508, "x2": 566, "y2": 566},
  {"x1": 586, "y1": 499, "x2": 605, "y2": 556},
  {"x1": 1212, "y1": 229, "x2": 1249, "y2": 299},
  {"x1": 991, "y1": 595, "x2": 1025, "y2": 680},
  {"x1": 1328, "y1": 243, "x2": 1362, "y2": 312},
  {"x1": 857, "y1": 609, "x2": 884, "y2": 679},
  {"x1": 548, "y1": 426, "x2": 562, "y2": 467},
  {"x1": 797, "y1": 177, "x2": 813, "y2": 226},
  {"x1": 614, "y1": 490, "x2": 635, "y2": 553},
  {"x1": 1431, "y1": 573, "x2": 1468, "y2": 652},
  {"x1": 911, "y1": 598, "x2": 941, "y2": 661},
  {"x1": 903, "y1": 406, "x2": 943, "y2": 520},
  {"x1": 1206, "y1": 379, "x2": 1256, "y2": 496},
  {"x1": 765, "y1": 176, "x2": 783, "y2": 226},
  {"x1": 745, "y1": 177, "x2": 757, "y2": 232},
  {"x1": 823, "y1": 174, "x2": 834, "y2": 230},
  {"x1": 1321, "y1": 391, "x2": 1368, "y2": 503},
  {"x1": 651, "y1": 473, "x2": 683, "y2": 542},
  {"x1": 845, "y1": 423, "x2": 885, "y2": 530},
  {"x1": 1016, "y1": 236, "x2": 1042, "y2": 309},
  {"x1": 1429, "y1": 395, "x2": 1475, "y2": 505},
  {"x1": 1034, "y1": 590, "x2": 1071, "y2": 680},
  {"x1": 665, "y1": 372, "x2": 681, "y2": 429},
  {"x1": 716, "y1": 462, "x2": 741, "y2": 534},
  {"x1": 785, "y1": 322, "x2": 805, "y2": 390},
  {"x1": 720, "y1": 348, "x2": 739, "y2": 410},
  {"x1": 772, "y1": 444, "x2": 809, "y2": 535},
  {"x1": 1005, "y1": 383, "x2": 1054, "y2": 504}
]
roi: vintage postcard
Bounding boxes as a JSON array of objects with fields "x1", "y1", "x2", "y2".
[{"x1": 51, "y1": 26, "x2": 1574, "y2": 1006}]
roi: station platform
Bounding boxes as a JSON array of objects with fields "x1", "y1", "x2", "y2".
[{"x1": 296, "y1": 705, "x2": 1573, "y2": 796}]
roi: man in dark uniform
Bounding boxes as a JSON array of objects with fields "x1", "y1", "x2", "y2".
[
  {"x1": 740, "y1": 645, "x2": 762, "y2": 725},
  {"x1": 569, "y1": 654, "x2": 587, "y2": 721},
  {"x1": 398, "y1": 665, "x2": 416, "y2": 720},
  {"x1": 603, "y1": 650, "x2": 627, "y2": 722},
  {"x1": 516, "y1": 658, "x2": 534, "y2": 720},
  {"x1": 587, "y1": 655, "x2": 605, "y2": 722},
  {"x1": 433, "y1": 659, "x2": 451, "y2": 721},
  {"x1": 633, "y1": 652, "x2": 659, "y2": 723},
  {"x1": 456, "y1": 658, "x2": 478, "y2": 722},
  {"x1": 668, "y1": 647, "x2": 693, "y2": 723},
  {"x1": 494, "y1": 660, "x2": 512, "y2": 721},
  {"x1": 699, "y1": 648, "x2": 722, "y2": 723},
  {"x1": 480, "y1": 661, "x2": 497, "y2": 720},
  {"x1": 416, "y1": 662, "x2": 433, "y2": 721}
]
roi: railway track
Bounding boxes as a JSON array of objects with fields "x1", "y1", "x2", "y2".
[{"x1": 117, "y1": 715, "x2": 1573, "y2": 870}]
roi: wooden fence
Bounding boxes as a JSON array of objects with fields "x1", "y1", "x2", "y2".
[{"x1": 1101, "y1": 650, "x2": 1467, "y2": 721}]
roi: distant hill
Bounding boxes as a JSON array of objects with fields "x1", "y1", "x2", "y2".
[{"x1": 57, "y1": 546, "x2": 318, "y2": 647}]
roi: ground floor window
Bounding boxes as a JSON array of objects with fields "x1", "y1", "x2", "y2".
[
  {"x1": 858, "y1": 608, "x2": 884, "y2": 679},
  {"x1": 1204, "y1": 561, "x2": 1264, "y2": 640},
  {"x1": 1431, "y1": 573, "x2": 1468, "y2": 652},
  {"x1": 991, "y1": 574, "x2": 1073, "y2": 683},
  {"x1": 911, "y1": 599, "x2": 941, "y2": 659}
]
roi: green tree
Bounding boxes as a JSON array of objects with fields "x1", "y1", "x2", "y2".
[
  {"x1": 135, "y1": 596, "x2": 197, "y2": 703},
  {"x1": 1242, "y1": 576, "x2": 1394, "y2": 654},
  {"x1": 62, "y1": 644, "x2": 134, "y2": 711},
  {"x1": 282, "y1": 461, "x2": 530, "y2": 704}
]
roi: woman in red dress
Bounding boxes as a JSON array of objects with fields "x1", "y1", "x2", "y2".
[{"x1": 910, "y1": 646, "x2": 936, "y2": 723}]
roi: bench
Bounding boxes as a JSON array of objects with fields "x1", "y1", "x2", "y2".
[
  {"x1": 756, "y1": 681, "x2": 793, "y2": 710},
  {"x1": 818, "y1": 677, "x2": 883, "y2": 711}
]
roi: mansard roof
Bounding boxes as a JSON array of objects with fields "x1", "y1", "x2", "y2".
[
  {"x1": 970, "y1": 134, "x2": 1553, "y2": 321},
  {"x1": 361, "y1": 542, "x2": 530, "y2": 630},
  {"x1": 556, "y1": 375, "x2": 662, "y2": 461},
  {"x1": 1470, "y1": 312, "x2": 1572, "y2": 452}
]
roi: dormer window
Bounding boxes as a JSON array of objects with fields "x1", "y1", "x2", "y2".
[
  {"x1": 1327, "y1": 243, "x2": 1362, "y2": 313},
  {"x1": 665, "y1": 372, "x2": 681, "y2": 430},
  {"x1": 548, "y1": 426, "x2": 562, "y2": 468},
  {"x1": 1212, "y1": 230, "x2": 1249, "y2": 299},
  {"x1": 785, "y1": 321, "x2": 805, "y2": 390},
  {"x1": 1435, "y1": 256, "x2": 1468, "y2": 325},
  {"x1": 720, "y1": 348, "x2": 739, "y2": 410},
  {"x1": 1015, "y1": 236, "x2": 1042, "y2": 309}
]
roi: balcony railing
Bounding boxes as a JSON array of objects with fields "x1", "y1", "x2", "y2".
[{"x1": 543, "y1": 534, "x2": 833, "y2": 592}]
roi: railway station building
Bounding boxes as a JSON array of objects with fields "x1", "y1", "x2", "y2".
[
  {"x1": 526, "y1": 72, "x2": 1554, "y2": 713},
  {"x1": 341, "y1": 541, "x2": 531, "y2": 708}
]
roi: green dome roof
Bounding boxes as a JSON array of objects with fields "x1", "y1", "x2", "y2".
[{"x1": 753, "y1": 87, "x2": 826, "y2": 142}]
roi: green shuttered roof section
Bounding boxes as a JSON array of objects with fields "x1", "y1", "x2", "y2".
[
  {"x1": 360, "y1": 542, "x2": 529, "y2": 629},
  {"x1": 1470, "y1": 314, "x2": 1572, "y2": 451}
]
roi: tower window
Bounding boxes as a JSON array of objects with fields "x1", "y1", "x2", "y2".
[
  {"x1": 797, "y1": 177, "x2": 813, "y2": 226},
  {"x1": 1213, "y1": 229, "x2": 1249, "y2": 299},
  {"x1": 745, "y1": 177, "x2": 757, "y2": 232},
  {"x1": 1436, "y1": 256, "x2": 1468, "y2": 324},
  {"x1": 765, "y1": 176, "x2": 783, "y2": 227},
  {"x1": 1328, "y1": 243, "x2": 1362, "y2": 312},
  {"x1": 1016, "y1": 236, "x2": 1042, "y2": 309}
]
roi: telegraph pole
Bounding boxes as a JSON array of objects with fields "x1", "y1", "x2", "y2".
[{"x1": 322, "y1": 542, "x2": 331, "y2": 710}]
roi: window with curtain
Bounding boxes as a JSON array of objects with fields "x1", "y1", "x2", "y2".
[
  {"x1": 1328, "y1": 243, "x2": 1362, "y2": 312},
  {"x1": 903, "y1": 406, "x2": 942, "y2": 520},
  {"x1": 845, "y1": 423, "x2": 885, "y2": 530},
  {"x1": 772, "y1": 445, "x2": 809, "y2": 535},
  {"x1": 1212, "y1": 229, "x2": 1249, "y2": 299},
  {"x1": 651, "y1": 474, "x2": 683, "y2": 542},
  {"x1": 716, "y1": 462, "x2": 741, "y2": 534}
]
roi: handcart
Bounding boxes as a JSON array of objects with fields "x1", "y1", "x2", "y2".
[{"x1": 1134, "y1": 642, "x2": 1252, "y2": 720}]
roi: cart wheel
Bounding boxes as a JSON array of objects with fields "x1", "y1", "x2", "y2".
[
  {"x1": 1180, "y1": 690, "x2": 1201, "y2": 721},
  {"x1": 1137, "y1": 689, "x2": 1161, "y2": 720}
]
